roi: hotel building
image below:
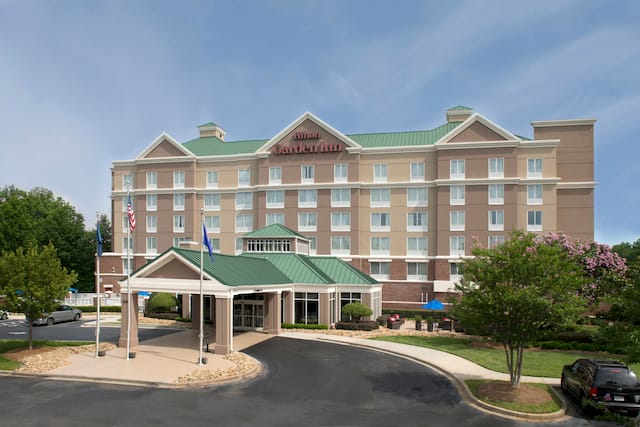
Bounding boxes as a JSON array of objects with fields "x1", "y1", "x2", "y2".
[{"x1": 102, "y1": 106, "x2": 595, "y2": 315}]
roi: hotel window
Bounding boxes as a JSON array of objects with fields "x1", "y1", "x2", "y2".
[
  {"x1": 122, "y1": 258, "x2": 134, "y2": 275},
  {"x1": 334, "y1": 164, "x2": 348, "y2": 183},
  {"x1": 146, "y1": 194, "x2": 157, "y2": 212},
  {"x1": 266, "y1": 213, "x2": 284, "y2": 225},
  {"x1": 450, "y1": 236, "x2": 465, "y2": 256},
  {"x1": 173, "y1": 193, "x2": 185, "y2": 211},
  {"x1": 450, "y1": 210, "x2": 465, "y2": 231},
  {"x1": 235, "y1": 237, "x2": 243, "y2": 255},
  {"x1": 146, "y1": 172, "x2": 157, "y2": 189},
  {"x1": 370, "y1": 237, "x2": 390, "y2": 256},
  {"x1": 527, "y1": 158, "x2": 543, "y2": 178},
  {"x1": 266, "y1": 190, "x2": 284, "y2": 208},
  {"x1": 331, "y1": 212, "x2": 351, "y2": 232},
  {"x1": 450, "y1": 159, "x2": 465, "y2": 179},
  {"x1": 173, "y1": 237, "x2": 190, "y2": 247},
  {"x1": 204, "y1": 193, "x2": 220, "y2": 211},
  {"x1": 173, "y1": 171, "x2": 185, "y2": 189},
  {"x1": 527, "y1": 184, "x2": 543, "y2": 205},
  {"x1": 209, "y1": 238, "x2": 221, "y2": 253},
  {"x1": 301, "y1": 165, "x2": 314, "y2": 184},
  {"x1": 371, "y1": 212, "x2": 390, "y2": 232},
  {"x1": 173, "y1": 215, "x2": 185, "y2": 233},
  {"x1": 331, "y1": 236, "x2": 350, "y2": 255},
  {"x1": 407, "y1": 237, "x2": 428, "y2": 256},
  {"x1": 298, "y1": 189, "x2": 317, "y2": 208},
  {"x1": 299, "y1": 212, "x2": 317, "y2": 232},
  {"x1": 489, "y1": 210, "x2": 504, "y2": 231},
  {"x1": 122, "y1": 197, "x2": 128, "y2": 213},
  {"x1": 146, "y1": 215, "x2": 157, "y2": 233},
  {"x1": 308, "y1": 236, "x2": 317, "y2": 255},
  {"x1": 235, "y1": 192, "x2": 253, "y2": 210},
  {"x1": 122, "y1": 215, "x2": 129, "y2": 233},
  {"x1": 450, "y1": 262, "x2": 463, "y2": 280},
  {"x1": 235, "y1": 214, "x2": 253, "y2": 233},
  {"x1": 204, "y1": 215, "x2": 220, "y2": 233},
  {"x1": 340, "y1": 292, "x2": 362, "y2": 320},
  {"x1": 410, "y1": 162, "x2": 425, "y2": 181},
  {"x1": 374, "y1": 163, "x2": 387, "y2": 183},
  {"x1": 294, "y1": 292, "x2": 319, "y2": 325},
  {"x1": 238, "y1": 169, "x2": 250, "y2": 187},
  {"x1": 206, "y1": 171, "x2": 218, "y2": 188},
  {"x1": 123, "y1": 237, "x2": 133, "y2": 252},
  {"x1": 488, "y1": 236, "x2": 505, "y2": 248},
  {"x1": 122, "y1": 173, "x2": 133, "y2": 190},
  {"x1": 489, "y1": 158, "x2": 504, "y2": 178},
  {"x1": 407, "y1": 262, "x2": 427, "y2": 281},
  {"x1": 407, "y1": 212, "x2": 427, "y2": 232},
  {"x1": 407, "y1": 187, "x2": 427, "y2": 207},
  {"x1": 488, "y1": 184, "x2": 504, "y2": 205},
  {"x1": 450, "y1": 185, "x2": 465, "y2": 205},
  {"x1": 146, "y1": 237, "x2": 157, "y2": 254},
  {"x1": 331, "y1": 188, "x2": 350, "y2": 207},
  {"x1": 269, "y1": 167, "x2": 281, "y2": 185},
  {"x1": 371, "y1": 188, "x2": 391, "y2": 207},
  {"x1": 527, "y1": 210, "x2": 543, "y2": 231},
  {"x1": 370, "y1": 262, "x2": 390, "y2": 279}
]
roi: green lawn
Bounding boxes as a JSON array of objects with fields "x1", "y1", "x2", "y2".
[
  {"x1": 371, "y1": 335, "x2": 632, "y2": 378},
  {"x1": 0, "y1": 340, "x2": 90, "y2": 371}
]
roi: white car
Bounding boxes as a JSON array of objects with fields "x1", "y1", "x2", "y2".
[{"x1": 32, "y1": 305, "x2": 82, "y2": 326}]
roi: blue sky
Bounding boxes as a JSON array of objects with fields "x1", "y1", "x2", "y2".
[{"x1": 0, "y1": 0, "x2": 638, "y2": 245}]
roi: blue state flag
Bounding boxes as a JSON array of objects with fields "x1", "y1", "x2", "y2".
[
  {"x1": 203, "y1": 223, "x2": 214, "y2": 262},
  {"x1": 96, "y1": 222, "x2": 104, "y2": 256}
]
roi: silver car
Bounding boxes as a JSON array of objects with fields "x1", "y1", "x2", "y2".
[{"x1": 32, "y1": 305, "x2": 82, "y2": 326}]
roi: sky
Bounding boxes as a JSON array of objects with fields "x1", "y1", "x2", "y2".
[{"x1": 0, "y1": 0, "x2": 638, "y2": 246}]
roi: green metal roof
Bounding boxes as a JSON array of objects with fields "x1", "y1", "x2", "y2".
[
  {"x1": 447, "y1": 105, "x2": 473, "y2": 111},
  {"x1": 306, "y1": 257, "x2": 379, "y2": 285},
  {"x1": 182, "y1": 137, "x2": 268, "y2": 156},
  {"x1": 198, "y1": 122, "x2": 219, "y2": 128},
  {"x1": 242, "y1": 253, "x2": 333, "y2": 284},
  {"x1": 243, "y1": 223, "x2": 309, "y2": 240},
  {"x1": 346, "y1": 122, "x2": 461, "y2": 148},
  {"x1": 172, "y1": 248, "x2": 291, "y2": 286}
]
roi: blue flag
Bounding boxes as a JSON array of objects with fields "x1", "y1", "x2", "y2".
[
  {"x1": 96, "y1": 221, "x2": 104, "y2": 257},
  {"x1": 203, "y1": 223, "x2": 214, "y2": 262}
]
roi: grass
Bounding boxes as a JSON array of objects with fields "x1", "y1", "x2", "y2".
[
  {"x1": 465, "y1": 379, "x2": 562, "y2": 413},
  {"x1": 0, "y1": 339, "x2": 90, "y2": 371},
  {"x1": 371, "y1": 335, "x2": 624, "y2": 378}
]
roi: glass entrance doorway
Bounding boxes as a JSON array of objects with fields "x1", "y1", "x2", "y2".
[{"x1": 233, "y1": 294, "x2": 264, "y2": 330}]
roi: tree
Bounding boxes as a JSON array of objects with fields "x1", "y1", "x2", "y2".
[
  {"x1": 452, "y1": 230, "x2": 589, "y2": 387},
  {"x1": 612, "y1": 238, "x2": 640, "y2": 265},
  {"x1": 147, "y1": 292, "x2": 177, "y2": 313},
  {"x1": 0, "y1": 244, "x2": 77, "y2": 349},
  {"x1": 94, "y1": 214, "x2": 112, "y2": 253},
  {"x1": 341, "y1": 302, "x2": 372, "y2": 322}
]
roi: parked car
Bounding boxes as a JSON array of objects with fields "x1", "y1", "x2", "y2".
[
  {"x1": 31, "y1": 305, "x2": 82, "y2": 326},
  {"x1": 0, "y1": 310, "x2": 9, "y2": 320},
  {"x1": 561, "y1": 358, "x2": 640, "y2": 417}
]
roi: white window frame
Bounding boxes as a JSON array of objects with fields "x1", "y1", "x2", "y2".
[
  {"x1": 298, "y1": 189, "x2": 317, "y2": 208},
  {"x1": 450, "y1": 185, "x2": 465, "y2": 205},
  {"x1": 371, "y1": 212, "x2": 390, "y2": 232},
  {"x1": 122, "y1": 258, "x2": 134, "y2": 275},
  {"x1": 206, "y1": 170, "x2": 218, "y2": 189},
  {"x1": 235, "y1": 192, "x2": 253, "y2": 210},
  {"x1": 173, "y1": 215, "x2": 185, "y2": 233},
  {"x1": 331, "y1": 188, "x2": 351, "y2": 207},
  {"x1": 331, "y1": 236, "x2": 350, "y2": 256},
  {"x1": 374, "y1": 163, "x2": 387, "y2": 183},
  {"x1": 235, "y1": 214, "x2": 253, "y2": 233},
  {"x1": 301, "y1": 165, "x2": 314, "y2": 184},
  {"x1": 146, "y1": 194, "x2": 157, "y2": 212},
  {"x1": 146, "y1": 236, "x2": 157, "y2": 254},
  {"x1": 307, "y1": 236, "x2": 317, "y2": 255},
  {"x1": 122, "y1": 215, "x2": 129, "y2": 233},
  {"x1": 146, "y1": 172, "x2": 157, "y2": 190},
  {"x1": 173, "y1": 193, "x2": 185, "y2": 211},
  {"x1": 410, "y1": 162, "x2": 425, "y2": 182},
  {"x1": 450, "y1": 236, "x2": 465, "y2": 256},
  {"x1": 527, "y1": 184, "x2": 543, "y2": 205},
  {"x1": 527, "y1": 158, "x2": 543, "y2": 178},
  {"x1": 146, "y1": 215, "x2": 157, "y2": 233},
  {"x1": 450, "y1": 262, "x2": 463, "y2": 282},
  {"x1": 269, "y1": 167, "x2": 281, "y2": 185},
  {"x1": 488, "y1": 184, "x2": 504, "y2": 205},
  {"x1": 407, "y1": 212, "x2": 427, "y2": 232},
  {"x1": 407, "y1": 237, "x2": 427, "y2": 256},
  {"x1": 527, "y1": 210, "x2": 543, "y2": 231},
  {"x1": 123, "y1": 236, "x2": 133, "y2": 252},
  {"x1": 488, "y1": 210, "x2": 505, "y2": 231},
  {"x1": 371, "y1": 188, "x2": 391, "y2": 208},
  {"x1": 450, "y1": 210, "x2": 465, "y2": 231},
  {"x1": 450, "y1": 159, "x2": 465, "y2": 179},
  {"x1": 266, "y1": 190, "x2": 284, "y2": 209},
  {"x1": 370, "y1": 261, "x2": 390, "y2": 279},
  {"x1": 331, "y1": 212, "x2": 351, "y2": 232},
  {"x1": 407, "y1": 262, "x2": 427, "y2": 281},
  {"x1": 122, "y1": 173, "x2": 133, "y2": 190},
  {"x1": 488, "y1": 236, "x2": 505, "y2": 248},
  {"x1": 334, "y1": 164, "x2": 348, "y2": 183},
  {"x1": 299, "y1": 212, "x2": 317, "y2": 232},
  {"x1": 266, "y1": 213, "x2": 285, "y2": 225},
  {"x1": 173, "y1": 171, "x2": 185, "y2": 189},
  {"x1": 204, "y1": 193, "x2": 220, "y2": 211},
  {"x1": 204, "y1": 215, "x2": 220, "y2": 233},
  {"x1": 238, "y1": 169, "x2": 251, "y2": 187},
  {"x1": 488, "y1": 158, "x2": 504, "y2": 178},
  {"x1": 407, "y1": 187, "x2": 427, "y2": 207},
  {"x1": 370, "y1": 237, "x2": 390, "y2": 256}
]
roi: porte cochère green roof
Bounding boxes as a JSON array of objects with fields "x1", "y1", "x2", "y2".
[{"x1": 243, "y1": 223, "x2": 309, "y2": 240}]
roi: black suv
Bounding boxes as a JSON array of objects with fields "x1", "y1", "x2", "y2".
[{"x1": 561, "y1": 358, "x2": 640, "y2": 417}]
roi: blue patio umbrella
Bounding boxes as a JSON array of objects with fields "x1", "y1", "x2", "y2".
[{"x1": 421, "y1": 299, "x2": 444, "y2": 310}]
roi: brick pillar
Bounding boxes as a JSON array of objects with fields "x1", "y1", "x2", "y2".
[
  {"x1": 283, "y1": 291, "x2": 294, "y2": 324},
  {"x1": 319, "y1": 293, "x2": 330, "y2": 325},
  {"x1": 362, "y1": 293, "x2": 372, "y2": 321},
  {"x1": 181, "y1": 294, "x2": 190, "y2": 319},
  {"x1": 118, "y1": 292, "x2": 139, "y2": 348},
  {"x1": 214, "y1": 297, "x2": 233, "y2": 355},
  {"x1": 263, "y1": 291, "x2": 282, "y2": 335}
]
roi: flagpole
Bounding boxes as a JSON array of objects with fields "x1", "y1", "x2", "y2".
[
  {"x1": 199, "y1": 208, "x2": 204, "y2": 365},
  {"x1": 95, "y1": 211, "x2": 101, "y2": 358},
  {"x1": 126, "y1": 186, "x2": 132, "y2": 360}
]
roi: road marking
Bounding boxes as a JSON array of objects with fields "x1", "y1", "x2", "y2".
[{"x1": 8, "y1": 331, "x2": 26, "y2": 335}]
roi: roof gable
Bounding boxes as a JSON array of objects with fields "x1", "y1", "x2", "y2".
[
  {"x1": 437, "y1": 114, "x2": 519, "y2": 144},
  {"x1": 138, "y1": 132, "x2": 194, "y2": 159}
]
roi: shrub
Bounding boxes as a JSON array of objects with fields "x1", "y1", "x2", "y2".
[
  {"x1": 341, "y1": 302, "x2": 373, "y2": 321},
  {"x1": 146, "y1": 292, "x2": 177, "y2": 313},
  {"x1": 145, "y1": 312, "x2": 180, "y2": 320},
  {"x1": 376, "y1": 314, "x2": 390, "y2": 326},
  {"x1": 281, "y1": 323, "x2": 329, "y2": 330},
  {"x1": 335, "y1": 321, "x2": 379, "y2": 331}
]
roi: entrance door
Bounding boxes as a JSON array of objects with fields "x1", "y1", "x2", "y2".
[{"x1": 233, "y1": 295, "x2": 264, "y2": 330}]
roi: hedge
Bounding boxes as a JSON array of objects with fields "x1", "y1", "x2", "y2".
[
  {"x1": 335, "y1": 321, "x2": 379, "y2": 331},
  {"x1": 281, "y1": 323, "x2": 329, "y2": 330},
  {"x1": 75, "y1": 306, "x2": 121, "y2": 313}
]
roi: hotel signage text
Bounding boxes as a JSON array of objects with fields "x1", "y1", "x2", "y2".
[{"x1": 272, "y1": 131, "x2": 343, "y2": 155}]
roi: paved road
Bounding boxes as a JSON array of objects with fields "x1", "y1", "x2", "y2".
[{"x1": 0, "y1": 337, "x2": 602, "y2": 426}]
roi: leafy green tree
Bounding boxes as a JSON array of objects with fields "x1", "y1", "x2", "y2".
[
  {"x1": 613, "y1": 238, "x2": 640, "y2": 265},
  {"x1": 0, "y1": 186, "x2": 95, "y2": 291},
  {"x1": 0, "y1": 244, "x2": 77, "y2": 349},
  {"x1": 341, "y1": 302, "x2": 373, "y2": 322},
  {"x1": 452, "y1": 230, "x2": 589, "y2": 387},
  {"x1": 147, "y1": 292, "x2": 178, "y2": 313},
  {"x1": 94, "y1": 214, "x2": 112, "y2": 253}
]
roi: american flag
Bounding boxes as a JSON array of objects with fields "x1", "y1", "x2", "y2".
[{"x1": 127, "y1": 195, "x2": 136, "y2": 232}]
